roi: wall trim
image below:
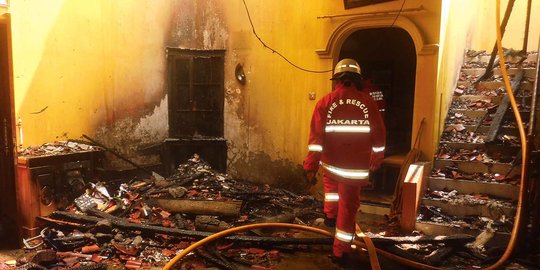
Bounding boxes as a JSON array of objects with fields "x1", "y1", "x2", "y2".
[
  {"x1": 419, "y1": 44, "x2": 440, "y2": 55},
  {"x1": 316, "y1": 15, "x2": 427, "y2": 59}
]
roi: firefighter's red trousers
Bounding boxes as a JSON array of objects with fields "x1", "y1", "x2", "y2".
[{"x1": 323, "y1": 173, "x2": 361, "y2": 258}]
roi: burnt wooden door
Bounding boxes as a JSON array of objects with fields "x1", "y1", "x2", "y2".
[
  {"x1": 166, "y1": 48, "x2": 225, "y2": 138},
  {"x1": 0, "y1": 13, "x2": 17, "y2": 247}
]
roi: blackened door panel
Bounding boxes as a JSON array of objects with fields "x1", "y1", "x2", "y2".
[
  {"x1": 167, "y1": 48, "x2": 225, "y2": 138},
  {"x1": 0, "y1": 14, "x2": 17, "y2": 247}
]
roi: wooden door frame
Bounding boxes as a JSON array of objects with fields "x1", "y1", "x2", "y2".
[{"x1": 0, "y1": 12, "x2": 18, "y2": 246}]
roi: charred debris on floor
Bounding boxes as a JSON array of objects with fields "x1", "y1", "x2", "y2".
[{"x1": 6, "y1": 141, "x2": 504, "y2": 269}]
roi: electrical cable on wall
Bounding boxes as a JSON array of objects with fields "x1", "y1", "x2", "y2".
[
  {"x1": 390, "y1": 0, "x2": 406, "y2": 28},
  {"x1": 242, "y1": 0, "x2": 332, "y2": 73},
  {"x1": 338, "y1": 0, "x2": 406, "y2": 67},
  {"x1": 241, "y1": 0, "x2": 406, "y2": 73}
]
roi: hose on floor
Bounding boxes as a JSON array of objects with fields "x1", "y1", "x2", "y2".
[
  {"x1": 356, "y1": 224, "x2": 381, "y2": 270},
  {"x1": 162, "y1": 222, "x2": 440, "y2": 270}
]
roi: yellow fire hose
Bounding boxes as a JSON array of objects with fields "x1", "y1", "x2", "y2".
[
  {"x1": 162, "y1": 222, "x2": 439, "y2": 270},
  {"x1": 163, "y1": 1, "x2": 529, "y2": 269},
  {"x1": 356, "y1": 224, "x2": 381, "y2": 270},
  {"x1": 482, "y1": 0, "x2": 528, "y2": 269}
]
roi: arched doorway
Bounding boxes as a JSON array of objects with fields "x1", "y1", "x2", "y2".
[{"x1": 339, "y1": 27, "x2": 417, "y2": 202}]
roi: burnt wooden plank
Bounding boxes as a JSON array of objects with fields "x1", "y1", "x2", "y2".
[
  {"x1": 149, "y1": 198, "x2": 243, "y2": 217},
  {"x1": 485, "y1": 70, "x2": 524, "y2": 142},
  {"x1": 51, "y1": 211, "x2": 333, "y2": 245}
]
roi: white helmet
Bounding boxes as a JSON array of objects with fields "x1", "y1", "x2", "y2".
[{"x1": 331, "y1": 58, "x2": 362, "y2": 80}]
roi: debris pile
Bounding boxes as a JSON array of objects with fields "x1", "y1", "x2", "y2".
[
  {"x1": 13, "y1": 155, "x2": 327, "y2": 270},
  {"x1": 20, "y1": 141, "x2": 103, "y2": 157},
  {"x1": 445, "y1": 112, "x2": 481, "y2": 126},
  {"x1": 417, "y1": 205, "x2": 513, "y2": 234},
  {"x1": 5, "y1": 154, "x2": 496, "y2": 269},
  {"x1": 462, "y1": 49, "x2": 536, "y2": 69},
  {"x1": 424, "y1": 189, "x2": 515, "y2": 209},
  {"x1": 431, "y1": 166, "x2": 520, "y2": 185},
  {"x1": 436, "y1": 143, "x2": 516, "y2": 163},
  {"x1": 440, "y1": 129, "x2": 485, "y2": 144}
]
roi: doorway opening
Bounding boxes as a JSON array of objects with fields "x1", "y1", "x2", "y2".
[{"x1": 339, "y1": 27, "x2": 416, "y2": 206}]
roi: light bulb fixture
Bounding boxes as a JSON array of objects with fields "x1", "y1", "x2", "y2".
[{"x1": 235, "y1": 63, "x2": 246, "y2": 85}]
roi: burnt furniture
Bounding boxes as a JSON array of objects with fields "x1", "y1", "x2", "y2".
[{"x1": 16, "y1": 150, "x2": 104, "y2": 238}]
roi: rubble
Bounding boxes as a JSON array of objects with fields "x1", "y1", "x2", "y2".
[
  {"x1": 431, "y1": 166, "x2": 520, "y2": 185},
  {"x1": 424, "y1": 189, "x2": 515, "y2": 209},
  {"x1": 440, "y1": 129, "x2": 485, "y2": 144},
  {"x1": 19, "y1": 141, "x2": 103, "y2": 157},
  {"x1": 417, "y1": 205, "x2": 513, "y2": 233},
  {"x1": 435, "y1": 144, "x2": 515, "y2": 163},
  {"x1": 3, "y1": 153, "x2": 495, "y2": 269},
  {"x1": 11, "y1": 155, "x2": 332, "y2": 269},
  {"x1": 445, "y1": 111, "x2": 481, "y2": 126}
]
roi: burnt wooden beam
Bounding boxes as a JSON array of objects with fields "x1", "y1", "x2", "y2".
[
  {"x1": 37, "y1": 216, "x2": 88, "y2": 229},
  {"x1": 475, "y1": 0, "x2": 516, "y2": 83},
  {"x1": 485, "y1": 70, "x2": 524, "y2": 143},
  {"x1": 82, "y1": 134, "x2": 154, "y2": 177},
  {"x1": 195, "y1": 249, "x2": 239, "y2": 270},
  {"x1": 195, "y1": 215, "x2": 232, "y2": 232},
  {"x1": 365, "y1": 232, "x2": 474, "y2": 246},
  {"x1": 424, "y1": 246, "x2": 455, "y2": 266},
  {"x1": 50, "y1": 211, "x2": 333, "y2": 245},
  {"x1": 51, "y1": 210, "x2": 474, "y2": 250},
  {"x1": 148, "y1": 198, "x2": 242, "y2": 217}
]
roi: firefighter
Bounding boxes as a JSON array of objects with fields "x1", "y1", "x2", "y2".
[{"x1": 303, "y1": 58, "x2": 386, "y2": 264}]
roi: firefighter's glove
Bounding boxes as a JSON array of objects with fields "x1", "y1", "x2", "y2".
[{"x1": 304, "y1": 170, "x2": 317, "y2": 186}]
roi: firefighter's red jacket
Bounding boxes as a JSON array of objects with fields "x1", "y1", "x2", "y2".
[{"x1": 304, "y1": 82, "x2": 386, "y2": 183}]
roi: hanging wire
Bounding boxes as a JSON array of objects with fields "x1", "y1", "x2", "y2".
[
  {"x1": 241, "y1": 0, "x2": 406, "y2": 73},
  {"x1": 241, "y1": 0, "x2": 332, "y2": 73},
  {"x1": 350, "y1": 0, "x2": 407, "y2": 69},
  {"x1": 390, "y1": 0, "x2": 407, "y2": 28}
]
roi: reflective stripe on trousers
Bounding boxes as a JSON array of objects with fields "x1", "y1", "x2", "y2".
[
  {"x1": 308, "y1": 144, "x2": 323, "y2": 152},
  {"x1": 320, "y1": 162, "x2": 369, "y2": 180},
  {"x1": 335, "y1": 228, "x2": 355, "y2": 243},
  {"x1": 325, "y1": 192, "x2": 339, "y2": 202}
]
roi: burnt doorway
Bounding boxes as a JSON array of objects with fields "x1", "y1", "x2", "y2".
[
  {"x1": 0, "y1": 14, "x2": 17, "y2": 247},
  {"x1": 339, "y1": 27, "x2": 416, "y2": 204},
  {"x1": 165, "y1": 48, "x2": 227, "y2": 173}
]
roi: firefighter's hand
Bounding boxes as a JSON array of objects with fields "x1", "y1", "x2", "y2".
[{"x1": 304, "y1": 170, "x2": 317, "y2": 186}]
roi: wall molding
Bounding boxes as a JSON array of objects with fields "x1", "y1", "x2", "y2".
[{"x1": 316, "y1": 15, "x2": 427, "y2": 59}]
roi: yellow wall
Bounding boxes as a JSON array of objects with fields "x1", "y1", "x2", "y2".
[
  {"x1": 470, "y1": 0, "x2": 540, "y2": 52},
  {"x1": 10, "y1": 0, "x2": 185, "y2": 167},
  {"x1": 8, "y1": 0, "x2": 444, "y2": 190}
]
